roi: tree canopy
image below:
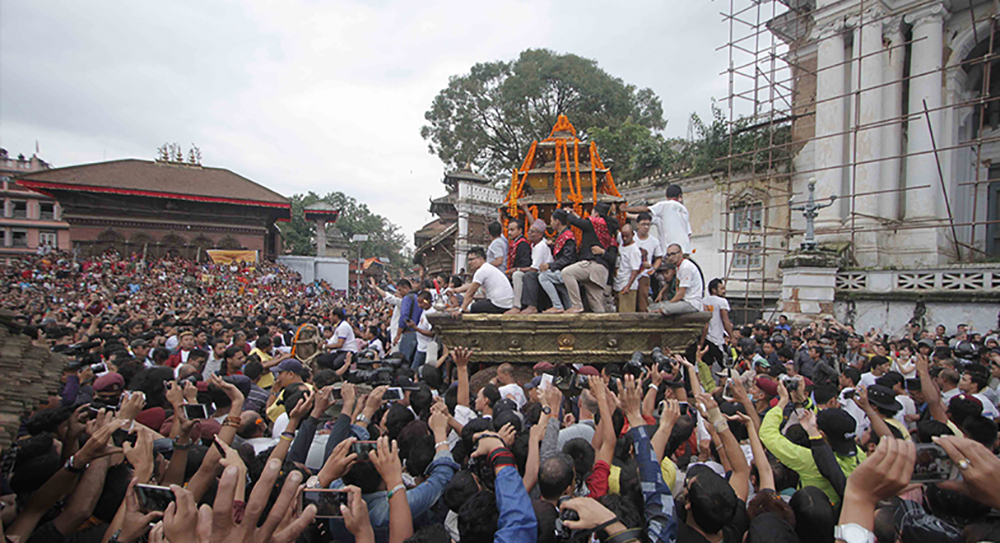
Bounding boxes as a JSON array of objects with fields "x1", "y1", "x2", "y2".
[
  {"x1": 421, "y1": 49, "x2": 666, "y2": 182},
  {"x1": 279, "y1": 192, "x2": 411, "y2": 273}
]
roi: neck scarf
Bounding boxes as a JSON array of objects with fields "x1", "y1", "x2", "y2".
[
  {"x1": 508, "y1": 236, "x2": 529, "y2": 269},
  {"x1": 553, "y1": 229, "x2": 575, "y2": 255},
  {"x1": 589, "y1": 215, "x2": 615, "y2": 249}
]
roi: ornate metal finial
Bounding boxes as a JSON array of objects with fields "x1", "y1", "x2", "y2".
[{"x1": 790, "y1": 178, "x2": 837, "y2": 251}]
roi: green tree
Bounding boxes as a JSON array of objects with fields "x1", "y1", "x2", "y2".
[
  {"x1": 280, "y1": 192, "x2": 411, "y2": 273},
  {"x1": 421, "y1": 49, "x2": 666, "y2": 181}
]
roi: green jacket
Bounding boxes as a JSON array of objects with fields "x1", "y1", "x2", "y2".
[{"x1": 759, "y1": 404, "x2": 866, "y2": 504}]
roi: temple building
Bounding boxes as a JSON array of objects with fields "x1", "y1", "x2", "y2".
[
  {"x1": 15, "y1": 158, "x2": 290, "y2": 260},
  {"x1": 0, "y1": 149, "x2": 69, "y2": 262},
  {"x1": 621, "y1": 0, "x2": 1000, "y2": 330},
  {"x1": 414, "y1": 167, "x2": 503, "y2": 276}
]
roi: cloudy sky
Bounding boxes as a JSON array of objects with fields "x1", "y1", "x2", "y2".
[{"x1": 1, "y1": 0, "x2": 733, "y2": 245}]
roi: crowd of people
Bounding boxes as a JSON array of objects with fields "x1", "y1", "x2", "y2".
[{"x1": 3, "y1": 218, "x2": 1000, "y2": 543}]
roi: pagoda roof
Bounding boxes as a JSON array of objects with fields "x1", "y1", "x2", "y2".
[
  {"x1": 16, "y1": 159, "x2": 290, "y2": 209},
  {"x1": 304, "y1": 201, "x2": 341, "y2": 221},
  {"x1": 445, "y1": 167, "x2": 491, "y2": 184},
  {"x1": 414, "y1": 222, "x2": 457, "y2": 257}
]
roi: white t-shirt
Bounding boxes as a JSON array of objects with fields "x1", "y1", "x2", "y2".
[
  {"x1": 498, "y1": 383, "x2": 527, "y2": 409},
  {"x1": 649, "y1": 200, "x2": 692, "y2": 255},
  {"x1": 635, "y1": 234, "x2": 663, "y2": 278},
  {"x1": 702, "y1": 294, "x2": 731, "y2": 347},
  {"x1": 449, "y1": 405, "x2": 479, "y2": 449},
  {"x1": 614, "y1": 242, "x2": 642, "y2": 292},
  {"x1": 859, "y1": 372, "x2": 878, "y2": 390},
  {"x1": 333, "y1": 320, "x2": 357, "y2": 353},
  {"x1": 531, "y1": 240, "x2": 554, "y2": 270},
  {"x1": 974, "y1": 393, "x2": 1000, "y2": 419},
  {"x1": 472, "y1": 263, "x2": 514, "y2": 309},
  {"x1": 897, "y1": 394, "x2": 917, "y2": 429},
  {"x1": 487, "y1": 237, "x2": 508, "y2": 272},
  {"x1": 368, "y1": 337, "x2": 385, "y2": 358},
  {"x1": 416, "y1": 309, "x2": 434, "y2": 353},
  {"x1": 676, "y1": 258, "x2": 703, "y2": 310}
]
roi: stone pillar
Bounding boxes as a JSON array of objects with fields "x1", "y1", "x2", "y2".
[
  {"x1": 777, "y1": 253, "x2": 841, "y2": 324},
  {"x1": 314, "y1": 219, "x2": 327, "y2": 257},
  {"x1": 455, "y1": 209, "x2": 469, "y2": 274},
  {"x1": 880, "y1": 18, "x2": 905, "y2": 221},
  {"x1": 904, "y1": 4, "x2": 947, "y2": 221},
  {"x1": 852, "y1": 14, "x2": 885, "y2": 266},
  {"x1": 814, "y1": 20, "x2": 848, "y2": 234}
]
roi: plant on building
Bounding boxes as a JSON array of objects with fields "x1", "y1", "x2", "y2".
[
  {"x1": 421, "y1": 49, "x2": 666, "y2": 183},
  {"x1": 280, "y1": 192, "x2": 411, "y2": 273}
]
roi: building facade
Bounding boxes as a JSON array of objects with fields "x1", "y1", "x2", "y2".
[
  {"x1": 414, "y1": 167, "x2": 503, "y2": 277},
  {"x1": 16, "y1": 158, "x2": 289, "y2": 261},
  {"x1": 0, "y1": 150, "x2": 69, "y2": 261}
]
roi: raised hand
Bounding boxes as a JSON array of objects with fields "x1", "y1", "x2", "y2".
[
  {"x1": 497, "y1": 423, "x2": 516, "y2": 447},
  {"x1": 452, "y1": 346, "x2": 471, "y2": 369},
  {"x1": 558, "y1": 497, "x2": 620, "y2": 531},
  {"x1": 470, "y1": 431, "x2": 505, "y2": 459},
  {"x1": 659, "y1": 398, "x2": 681, "y2": 428},
  {"x1": 340, "y1": 485, "x2": 374, "y2": 541},
  {"x1": 165, "y1": 381, "x2": 184, "y2": 408},
  {"x1": 369, "y1": 436, "x2": 403, "y2": 487},
  {"x1": 288, "y1": 391, "x2": 314, "y2": 422},
  {"x1": 120, "y1": 479, "x2": 163, "y2": 542},
  {"x1": 935, "y1": 435, "x2": 1000, "y2": 510},
  {"x1": 162, "y1": 484, "x2": 199, "y2": 543},
  {"x1": 319, "y1": 438, "x2": 358, "y2": 487}
]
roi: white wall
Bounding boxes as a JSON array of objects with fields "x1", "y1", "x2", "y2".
[
  {"x1": 277, "y1": 256, "x2": 350, "y2": 293},
  {"x1": 835, "y1": 300, "x2": 999, "y2": 336}
]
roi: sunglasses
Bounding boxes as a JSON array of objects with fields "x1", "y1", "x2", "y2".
[{"x1": 666, "y1": 251, "x2": 681, "y2": 257}]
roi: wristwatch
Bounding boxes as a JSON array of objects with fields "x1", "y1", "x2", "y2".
[
  {"x1": 542, "y1": 406, "x2": 552, "y2": 415},
  {"x1": 834, "y1": 523, "x2": 875, "y2": 543},
  {"x1": 355, "y1": 414, "x2": 370, "y2": 424},
  {"x1": 305, "y1": 475, "x2": 322, "y2": 489},
  {"x1": 65, "y1": 455, "x2": 88, "y2": 474}
]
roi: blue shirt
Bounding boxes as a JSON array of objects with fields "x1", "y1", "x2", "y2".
[
  {"x1": 493, "y1": 464, "x2": 537, "y2": 543},
  {"x1": 628, "y1": 424, "x2": 679, "y2": 543},
  {"x1": 398, "y1": 293, "x2": 423, "y2": 333}
]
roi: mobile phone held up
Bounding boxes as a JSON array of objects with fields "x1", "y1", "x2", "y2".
[
  {"x1": 302, "y1": 489, "x2": 350, "y2": 518},
  {"x1": 351, "y1": 441, "x2": 378, "y2": 461},
  {"x1": 183, "y1": 404, "x2": 209, "y2": 420},
  {"x1": 135, "y1": 484, "x2": 175, "y2": 512},
  {"x1": 912, "y1": 443, "x2": 960, "y2": 483},
  {"x1": 382, "y1": 387, "x2": 404, "y2": 401}
]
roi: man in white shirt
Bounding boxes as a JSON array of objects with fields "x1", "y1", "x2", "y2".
[
  {"x1": 959, "y1": 367, "x2": 1000, "y2": 419},
  {"x1": 485, "y1": 221, "x2": 508, "y2": 272},
  {"x1": 411, "y1": 291, "x2": 435, "y2": 368},
  {"x1": 454, "y1": 247, "x2": 514, "y2": 314},
  {"x1": 634, "y1": 212, "x2": 663, "y2": 313},
  {"x1": 328, "y1": 308, "x2": 357, "y2": 355},
  {"x1": 626, "y1": 184, "x2": 692, "y2": 256},
  {"x1": 649, "y1": 243, "x2": 702, "y2": 315},
  {"x1": 495, "y1": 363, "x2": 527, "y2": 409},
  {"x1": 701, "y1": 278, "x2": 734, "y2": 367},
  {"x1": 859, "y1": 356, "x2": 892, "y2": 389},
  {"x1": 614, "y1": 223, "x2": 642, "y2": 313},
  {"x1": 514, "y1": 219, "x2": 555, "y2": 315},
  {"x1": 370, "y1": 277, "x2": 411, "y2": 353}
]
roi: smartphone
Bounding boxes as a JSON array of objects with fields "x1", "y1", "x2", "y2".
[
  {"x1": 135, "y1": 484, "x2": 175, "y2": 512},
  {"x1": 90, "y1": 362, "x2": 108, "y2": 374},
  {"x1": 678, "y1": 402, "x2": 689, "y2": 416},
  {"x1": 540, "y1": 374, "x2": 554, "y2": 391},
  {"x1": 383, "y1": 387, "x2": 404, "y2": 401},
  {"x1": 722, "y1": 379, "x2": 734, "y2": 401},
  {"x1": 302, "y1": 489, "x2": 350, "y2": 518},
  {"x1": 351, "y1": 441, "x2": 378, "y2": 461},
  {"x1": 112, "y1": 428, "x2": 137, "y2": 448},
  {"x1": 654, "y1": 401, "x2": 666, "y2": 419},
  {"x1": 912, "y1": 443, "x2": 959, "y2": 483},
  {"x1": 330, "y1": 386, "x2": 343, "y2": 401},
  {"x1": 183, "y1": 404, "x2": 209, "y2": 420}
]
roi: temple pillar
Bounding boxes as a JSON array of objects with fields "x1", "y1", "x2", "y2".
[
  {"x1": 880, "y1": 18, "x2": 905, "y2": 222},
  {"x1": 902, "y1": 3, "x2": 949, "y2": 264},
  {"x1": 314, "y1": 219, "x2": 327, "y2": 257},
  {"x1": 814, "y1": 20, "x2": 848, "y2": 236},
  {"x1": 455, "y1": 209, "x2": 470, "y2": 274},
  {"x1": 852, "y1": 13, "x2": 884, "y2": 266}
]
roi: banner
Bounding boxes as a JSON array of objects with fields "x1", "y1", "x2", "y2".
[{"x1": 206, "y1": 250, "x2": 258, "y2": 264}]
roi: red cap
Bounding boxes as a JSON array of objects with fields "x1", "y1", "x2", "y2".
[
  {"x1": 578, "y1": 366, "x2": 600, "y2": 376},
  {"x1": 755, "y1": 376, "x2": 779, "y2": 398},
  {"x1": 533, "y1": 362, "x2": 555, "y2": 372}
]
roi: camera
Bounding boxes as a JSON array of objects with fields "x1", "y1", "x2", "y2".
[
  {"x1": 554, "y1": 496, "x2": 579, "y2": 539},
  {"x1": 779, "y1": 373, "x2": 800, "y2": 392},
  {"x1": 651, "y1": 346, "x2": 674, "y2": 372},
  {"x1": 624, "y1": 351, "x2": 645, "y2": 378}
]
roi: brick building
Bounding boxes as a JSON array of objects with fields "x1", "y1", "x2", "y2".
[
  {"x1": 16, "y1": 158, "x2": 290, "y2": 260},
  {"x1": 0, "y1": 149, "x2": 70, "y2": 261}
]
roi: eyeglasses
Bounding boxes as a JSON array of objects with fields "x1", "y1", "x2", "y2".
[{"x1": 666, "y1": 251, "x2": 681, "y2": 256}]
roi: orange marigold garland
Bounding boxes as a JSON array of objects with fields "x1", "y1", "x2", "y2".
[{"x1": 554, "y1": 141, "x2": 562, "y2": 208}]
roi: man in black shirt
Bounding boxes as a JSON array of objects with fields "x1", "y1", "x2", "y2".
[
  {"x1": 560, "y1": 202, "x2": 618, "y2": 313},
  {"x1": 538, "y1": 209, "x2": 577, "y2": 313},
  {"x1": 506, "y1": 217, "x2": 532, "y2": 312}
]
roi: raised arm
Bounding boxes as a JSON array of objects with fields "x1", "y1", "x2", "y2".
[
  {"x1": 915, "y1": 353, "x2": 948, "y2": 423},
  {"x1": 697, "y1": 392, "x2": 749, "y2": 501}
]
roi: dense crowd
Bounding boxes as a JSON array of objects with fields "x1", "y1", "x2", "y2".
[{"x1": 3, "y1": 232, "x2": 1000, "y2": 543}]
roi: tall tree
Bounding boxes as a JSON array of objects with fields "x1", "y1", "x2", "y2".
[
  {"x1": 421, "y1": 49, "x2": 666, "y2": 181},
  {"x1": 280, "y1": 192, "x2": 411, "y2": 273}
]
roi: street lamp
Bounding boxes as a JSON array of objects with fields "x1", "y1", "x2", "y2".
[{"x1": 352, "y1": 234, "x2": 369, "y2": 297}]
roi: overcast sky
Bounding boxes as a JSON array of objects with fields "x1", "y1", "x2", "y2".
[{"x1": 1, "y1": 0, "x2": 733, "y2": 246}]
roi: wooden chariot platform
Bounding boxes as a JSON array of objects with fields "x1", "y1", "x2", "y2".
[{"x1": 427, "y1": 312, "x2": 711, "y2": 364}]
